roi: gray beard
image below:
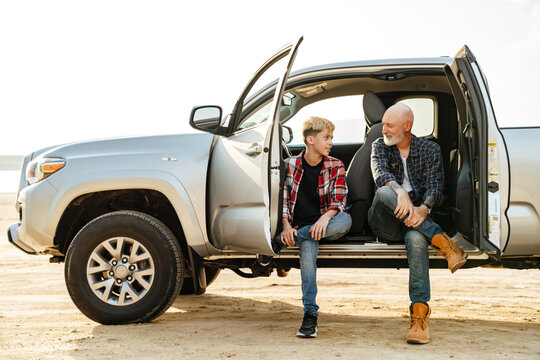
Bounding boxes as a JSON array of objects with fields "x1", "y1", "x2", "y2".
[{"x1": 383, "y1": 133, "x2": 404, "y2": 146}]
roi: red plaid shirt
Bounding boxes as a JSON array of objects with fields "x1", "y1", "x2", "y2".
[{"x1": 283, "y1": 150, "x2": 348, "y2": 224}]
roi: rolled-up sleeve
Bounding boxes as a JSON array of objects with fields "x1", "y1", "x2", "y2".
[
  {"x1": 327, "y1": 162, "x2": 348, "y2": 213},
  {"x1": 422, "y1": 144, "x2": 444, "y2": 207},
  {"x1": 282, "y1": 178, "x2": 291, "y2": 221},
  {"x1": 371, "y1": 138, "x2": 396, "y2": 187}
]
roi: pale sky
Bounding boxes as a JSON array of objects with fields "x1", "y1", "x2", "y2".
[{"x1": 1, "y1": 0, "x2": 539, "y2": 155}]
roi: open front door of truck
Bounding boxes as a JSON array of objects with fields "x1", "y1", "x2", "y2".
[
  {"x1": 207, "y1": 37, "x2": 303, "y2": 255},
  {"x1": 444, "y1": 45, "x2": 510, "y2": 254}
]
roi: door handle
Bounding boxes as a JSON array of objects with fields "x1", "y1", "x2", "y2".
[{"x1": 245, "y1": 144, "x2": 262, "y2": 157}]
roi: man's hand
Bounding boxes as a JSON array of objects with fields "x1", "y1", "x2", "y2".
[
  {"x1": 280, "y1": 220, "x2": 297, "y2": 247},
  {"x1": 404, "y1": 205, "x2": 429, "y2": 228},
  {"x1": 394, "y1": 188, "x2": 414, "y2": 220}
]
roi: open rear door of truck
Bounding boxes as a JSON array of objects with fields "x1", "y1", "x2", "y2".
[{"x1": 444, "y1": 45, "x2": 510, "y2": 254}]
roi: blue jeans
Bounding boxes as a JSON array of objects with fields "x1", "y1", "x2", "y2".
[
  {"x1": 367, "y1": 187, "x2": 444, "y2": 306},
  {"x1": 294, "y1": 212, "x2": 352, "y2": 317}
]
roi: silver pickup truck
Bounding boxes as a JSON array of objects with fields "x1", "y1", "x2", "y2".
[{"x1": 7, "y1": 37, "x2": 540, "y2": 324}]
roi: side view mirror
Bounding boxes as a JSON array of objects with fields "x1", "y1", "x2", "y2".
[
  {"x1": 190, "y1": 106, "x2": 223, "y2": 133},
  {"x1": 282, "y1": 125, "x2": 293, "y2": 144}
]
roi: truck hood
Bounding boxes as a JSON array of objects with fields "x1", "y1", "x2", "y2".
[
  {"x1": 41, "y1": 133, "x2": 213, "y2": 160},
  {"x1": 17, "y1": 132, "x2": 214, "y2": 195}
]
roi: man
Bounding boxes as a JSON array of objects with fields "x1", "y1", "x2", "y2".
[
  {"x1": 280, "y1": 116, "x2": 352, "y2": 338},
  {"x1": 368, "y1": 103, "x2": 467, "y2": 344}
]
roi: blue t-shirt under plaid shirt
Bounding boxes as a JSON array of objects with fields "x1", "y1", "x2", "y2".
[{"x1": 370, "y1": 135, "x2": 444, "y2": 207}]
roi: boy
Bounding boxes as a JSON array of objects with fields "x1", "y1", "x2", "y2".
[{"x1": 281, "y1": 116, "x2": 351, "y2": 338}]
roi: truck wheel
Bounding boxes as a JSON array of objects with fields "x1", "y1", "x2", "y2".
[
  {"x1": 65, "y1": 210, "x2": 184, "y2": 324},
  {"x1": 179, "y1": 266, "x2": 221, "y2": 295}
]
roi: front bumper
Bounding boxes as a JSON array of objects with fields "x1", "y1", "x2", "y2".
[
  {"x1": 6, "y1": 179, "x2": 60, "y2": 255},
  {"x1": 7, "y1": 222, "x2": 36, "y2": 254}
]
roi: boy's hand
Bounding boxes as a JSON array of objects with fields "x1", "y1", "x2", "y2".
[
  {"x1": 310, "y1": 211, "x2": 335, "y2": 240},
  {"x1": 280, "y1": 221, "x2": 297, "y2": 247}
]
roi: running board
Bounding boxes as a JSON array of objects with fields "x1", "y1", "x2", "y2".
[
  {"x1": 278, "y1": 233, "x2": 483, "y2": 258},
  {"x1": 278, "y1": 244, "x2": 485, "y2": 258},
  {"x1": 212, "y1": 237, "x2": 485, "y2": 260}
]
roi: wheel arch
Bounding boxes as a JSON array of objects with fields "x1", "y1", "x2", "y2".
[
  {"x1": 55, "y1": 189, "x2": 184, "y2": 253},
  {"x1": 51, "y1": 174, "x2": 213, "y2": 258}
]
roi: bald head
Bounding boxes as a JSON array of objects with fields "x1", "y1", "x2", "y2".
[
  {"x1": 381, "y1": 103, "x2": 414, "y2": 147},
  {"x1": 384, "y1": 103, "x2": 414, "y2": 125}
]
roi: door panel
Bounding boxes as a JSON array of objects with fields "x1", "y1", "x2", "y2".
[
  {"x1": 447, "y1": 45, "x2": 508, "y2": 252},
  {"x1": 470, "y1": 62, "x2": 510, "y2": 252},
  {"x1": 207, "y1": 37, "x2": 303, "y2": 255},
  {"x1": 208, "y1": 124, "x2": 273, "y2": 253}
]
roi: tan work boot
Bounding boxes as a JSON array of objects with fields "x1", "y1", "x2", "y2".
[
  {"x1": 431, "y1": 233, "x2": 468, "y2": 273},
  {"x1": 407, "y1": 302, "x2": 430, "y2": 344},
  {"x1": 276, "y1": 268, "x2": 289, "y2": 277}
]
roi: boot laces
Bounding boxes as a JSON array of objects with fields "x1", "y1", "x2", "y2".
[
  {"x1": 410, "y1": 315, "x2": 428, "y2": 330},
  {"x1": 438, "y1": 237, "x2": 458, "y2": 257}
]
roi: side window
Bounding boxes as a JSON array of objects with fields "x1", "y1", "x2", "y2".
[
  {"x1": 235, "y1": 55, "x2": 289, "y2": 131},
  {"x1": 285, "y1": 95, "x2": 366, "y2": 145},
  {"x1": 237, "y1": 102, "x2": 272, "y2": 130},
  {"x1": 396, "y1": 97, "x2": 436, "y2": 137}
]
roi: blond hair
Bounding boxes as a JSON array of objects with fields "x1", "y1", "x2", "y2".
[{"x1": 302, "y1": 116, "x2": 335, "y2": 145}]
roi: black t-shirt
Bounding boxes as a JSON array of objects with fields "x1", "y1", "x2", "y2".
[{"x1": 292, "y1": 155, "x2": 323, "y2": 228}]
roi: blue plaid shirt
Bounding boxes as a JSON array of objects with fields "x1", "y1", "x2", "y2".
[{"x1": 371, "y1": 135, "x2": 444, "y2": 207}]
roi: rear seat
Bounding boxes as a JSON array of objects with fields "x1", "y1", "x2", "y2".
[{"x1": 344, "y1": 91, "x2": 385, "y2": 236}]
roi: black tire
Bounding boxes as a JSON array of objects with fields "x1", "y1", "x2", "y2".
[
  {"x1": 64, "y1": 210, "x2": 184, "y2": 324},
  {"x1": 179, "y1": 266, "x2": 221, "y2": 295}
]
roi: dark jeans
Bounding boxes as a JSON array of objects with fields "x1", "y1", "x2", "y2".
[{"x1": 367, "y1": 186, "x2": 444, "y2": 306}]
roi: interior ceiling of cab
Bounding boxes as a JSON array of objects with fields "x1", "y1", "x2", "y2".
[
  {"x1": 276, "y1": 74, "x2": 453, "y2": 124},
  {"x1": 290, "y1": 75, "x2": 452, "y2": 100}
]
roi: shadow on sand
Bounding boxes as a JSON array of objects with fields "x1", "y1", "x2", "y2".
[{"x1": 67, "y1": 293, "x2": 540, "y2": 359}]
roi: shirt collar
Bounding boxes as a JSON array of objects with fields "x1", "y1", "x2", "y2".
[
  {"x1": 387, "y1": 134, "x2": 418, "y2": 158},
  {"x1": 409, "y1": 134, "x2": 419, "y2": 157},
  {"x1": 298, "y1": 149, "x2": 328, "y2": 169}
]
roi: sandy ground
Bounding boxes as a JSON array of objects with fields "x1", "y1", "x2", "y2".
[{"x1": 0, "y1": 193, "x2": 539, "y2": 360}]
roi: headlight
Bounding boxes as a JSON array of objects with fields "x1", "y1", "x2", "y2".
[{"x1": 26, "y1": 158, "x2": 66, "y2": 185}]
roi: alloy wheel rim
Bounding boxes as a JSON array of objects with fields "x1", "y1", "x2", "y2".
[{"x1": 86, "y1": 237, "x2": 155, "y2": 306}]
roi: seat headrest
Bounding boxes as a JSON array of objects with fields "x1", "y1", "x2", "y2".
[{"x1": 363, "y1": 91, "x2": 386, "y2": 127}]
